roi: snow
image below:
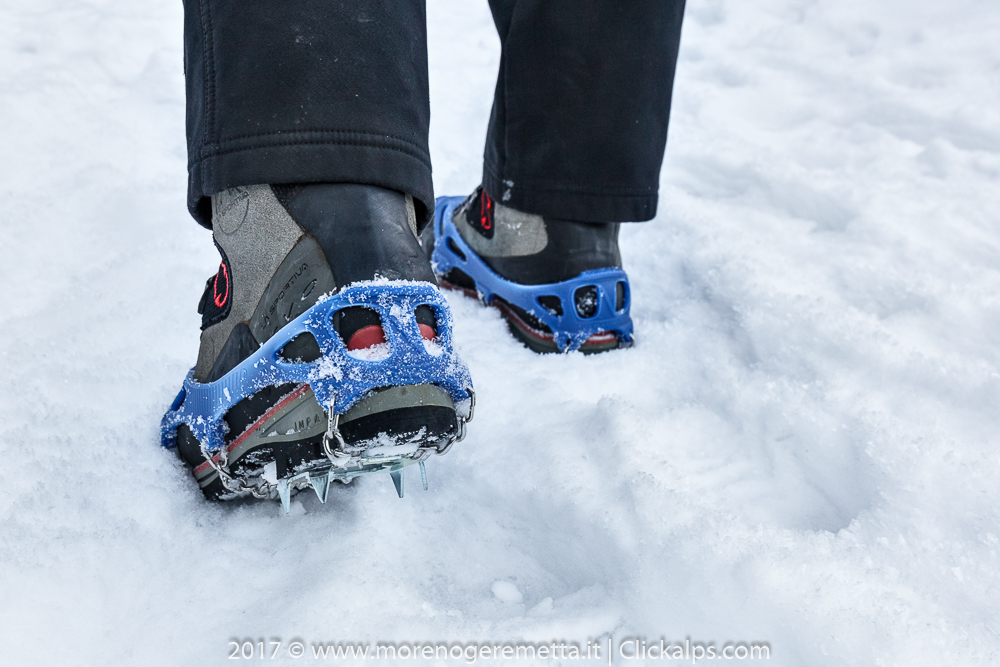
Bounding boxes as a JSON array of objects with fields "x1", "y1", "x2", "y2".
[
  {"x1": 348, "y1": 341, "x2": 393, "y2": 362},
  {"x1": 492, "y1": 582, "x2": 525, "y2": 606},
  {"x1": 1, "y1": 0, "x2": 999, "y2": 665}
]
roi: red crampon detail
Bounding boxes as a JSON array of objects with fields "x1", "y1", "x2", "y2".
[
  {"x1": 347, "y1": 325, "x2": 387, "y2": 351},
  {"x1": 418, "y1": 323, "x2": 436, "y2": 340},
  {"x1": 346, "y1": 323, "x2": 436, "y2": 351}
]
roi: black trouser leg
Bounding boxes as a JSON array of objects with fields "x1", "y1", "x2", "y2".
[
  {"x1": 484, "y1": 0, "x2": 686, "y2": 223},
  {"x1": 183, "y1": 0, "x2": 433, "y2": 227}
]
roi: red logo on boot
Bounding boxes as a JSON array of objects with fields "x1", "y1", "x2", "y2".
[
  {"x1": 466, "y1": 188, "x2": 496, "y2": 239},
  {"x1": 480, "y1": 191, "x2": 493, "y2": 231},
  {"x1": 213, "y1": 262, "x2": 230, "y2": 308}
]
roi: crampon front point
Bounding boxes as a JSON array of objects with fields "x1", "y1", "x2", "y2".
[{"x1": 161, "y1": 280, "x2": 474, "y2": 512}]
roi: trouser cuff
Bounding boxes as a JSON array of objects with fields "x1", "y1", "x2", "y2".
[
  {"x1": 188, "y1": 132, "x2": 434, "y2": 229},
  {"x1": 483, "y1": 166, "x2": 657, "y2": 224}
]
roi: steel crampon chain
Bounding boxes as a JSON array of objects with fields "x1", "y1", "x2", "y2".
[
  {"x1": 196, "y1": 438, "x2": 245, "y2": 496},
  {"x1": 418, "y1": 387, "x2": 475, "y2": 457},
  {"x1": 321, "y1": 394, "x2": 353, "y2": 466},
  {"x1": 197, "y1": 432, "x2": 276, "y2": 499},
  {"x1": 202, "y1": 386, "x2": 476, "y2": 499}
]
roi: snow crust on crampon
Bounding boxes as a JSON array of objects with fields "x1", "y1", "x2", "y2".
[{"x1": 160, "y1": 280, "x2": 473, "y2": 456}]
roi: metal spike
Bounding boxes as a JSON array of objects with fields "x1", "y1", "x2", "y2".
[
  {"x1": 277, "y1": 479, "x2": 291, "y2": 514},
  {"x1": 310, "y1": 471, "x2": 331, "y2": 503},
  {"x1": 390, "y1": 470, "x2": 404, "y2": 498},
  {"x1": 419, "y1": 461, "x2": 428, "y2": 491}
]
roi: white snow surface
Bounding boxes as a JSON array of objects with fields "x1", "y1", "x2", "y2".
[{"x1": 2, "y1": 0, "x2": 999, "y2": 665}]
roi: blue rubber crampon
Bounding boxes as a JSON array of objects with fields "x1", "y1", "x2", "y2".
[
  {"x1": 160, "y1": 280, "x2": 473, "y2": 500},
  {"x1": 431, "y1": 195, "x2": 634, "y2": 352}
]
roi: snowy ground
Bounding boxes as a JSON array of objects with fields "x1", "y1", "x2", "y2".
[{"x1": 2, "y1": 0, "x2": 999, "y2": 665}]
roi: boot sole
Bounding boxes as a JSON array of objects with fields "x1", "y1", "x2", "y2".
[{"x1": 181, "y1": 383, "x2": 457, "y2": 501}]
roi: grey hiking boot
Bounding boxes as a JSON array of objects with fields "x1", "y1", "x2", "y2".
[
  {"x1": 421, "y1": 187, "x2": 633, "y2": 354},
  {"x1": 167, "y1": 183, "x2": 473, "y2": 503}
]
